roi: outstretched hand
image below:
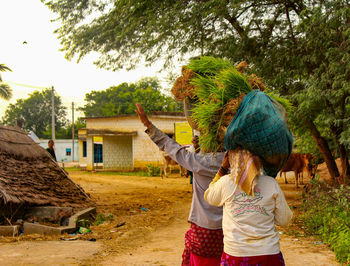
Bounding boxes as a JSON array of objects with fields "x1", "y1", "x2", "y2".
[{"x1": 135, "y1": 103, "x2": 152, "y2": 128}]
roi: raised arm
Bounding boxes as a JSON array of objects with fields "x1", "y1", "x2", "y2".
[
  {"x1": 135, "y1": 103, "x2": 224, "y2": 177},
  {"x1": 135, "y1": 103, "x2": 152, "y2": 129}
]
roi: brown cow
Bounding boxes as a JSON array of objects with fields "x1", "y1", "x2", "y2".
[
  {"x1": 160, "y1": 152, "x2": 186, "y2": 178},
  {"x1": 299, "y1": 153, "x2": 318, "y2": 184},
  {"x1": 279, "y1": 153, "x2": 314, "y2": 188}
]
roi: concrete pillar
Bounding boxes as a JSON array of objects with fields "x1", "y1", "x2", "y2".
[{"x1": 86, "y1": 136, "x2": 94, "y2": 171}]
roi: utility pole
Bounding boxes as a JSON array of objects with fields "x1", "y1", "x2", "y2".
[
  {"x1": 72, "y1": 102, "x2": 75, "y2": 162},
  {"x1": 51, "y1": 86, "x2": 55, "y2": 140}
]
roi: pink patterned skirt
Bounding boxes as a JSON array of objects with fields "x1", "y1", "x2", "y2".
[{"x1": 220, "y1": 251, "x2": 285, "y2": 266}]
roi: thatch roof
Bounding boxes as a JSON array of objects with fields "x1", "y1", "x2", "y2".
[{"x1": 0, "y1": 125, "x2": 93, "y2": 207}]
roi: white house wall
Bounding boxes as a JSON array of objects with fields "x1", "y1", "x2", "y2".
[
  {"x1": 83, "y1": 115, "x2": 188, "y2": 169},
  {"x1": 38, "y1": 139, "x2": 79, "y2": 162},
  {"x1": 103, "y1": 135, "x2": 133, "y2": 170}
]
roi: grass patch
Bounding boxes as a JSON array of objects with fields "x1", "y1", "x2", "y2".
[
  {"x1": 146, "y1": 164, "x2": 161, "y2": 176},
  {"x1": 93, "y1": 171, "x2": 150, "y2": 177},
  {"x1": 94, "y1": 213, "x2": 114, "y2": 226},
  {"x1": 65, "y1": 168, "x2": 152, "y2": 177},
  {"x1": 301, "y1": 175, "x2": 350, "y2": 264},
  {"x1": 64, "y1": 167, "x2": 81, "y2": 172}
]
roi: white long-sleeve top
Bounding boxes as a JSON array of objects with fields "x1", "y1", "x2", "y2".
[
  {"x1": 147, "y1": 124, "x2": 224, "y2": 229},
  {"x1": 205, "y1": 174, "x2": 292, "y2": 256}
]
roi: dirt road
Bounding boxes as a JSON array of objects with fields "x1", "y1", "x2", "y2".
[
  {"x1": 0, "y1": 170, "x2": 339, "y2": 265},
  {"x1": 102, "y1": 199, "x2": 338, "y2": 266}
]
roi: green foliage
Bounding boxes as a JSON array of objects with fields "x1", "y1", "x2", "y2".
[
  {"x1": 146, "y1": 164, "x2": 161, "y2": 176},
  {"x1": 256, "y1": 1, "x2": 350, "y2": 177},
  {"x1": 1, "y1": 89, "x2": 68, "y2": 138},
  {"x1": 54, "y1": 118, "x2": 86, "y2": 139},
  {"x1": 79, "y1": 77, "x2": 182, "y2": 117},
  {"x1": 0, "y1": 64, "x2": 11, "y2": 74},
  {"x1": 293, "y1": 132, "x2": 328, "y2": 164},
  {"x1": 41, "y1": 0, "x2": 308, "y2": 70},
  {"x1": 94, "y1": 213, "x2": 114, "y2": 226},
  {"x1": 238, "y1": 1, "x2": 350, "y2": 179},
  {"x1": 43, "y1": 0, "x2": 350, "y2": 176},
  {"x1": 302, "y1": 180, "x2": 350, "y2": 264},
  {"x1": 77, "y1": 218, "x2": 92, "y2": 228},
  {"x1": 0, "y1": 64, "x2": 12, "y2": 100},
  {"x1": 0, "y1": 84, "x2": 12, "y2": 100}
]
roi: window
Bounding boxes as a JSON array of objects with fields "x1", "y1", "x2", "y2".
[
  {"x1": 66, "y1": 148, "x2": 71, "y2": 156},
  {"x1": 83, "y1": 141, "x2": 87, "y2": 157}
]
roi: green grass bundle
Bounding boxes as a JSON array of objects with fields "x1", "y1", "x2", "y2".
[
  {"x1": 175, "y1": 56, "x2": 291, "y2": 152},
  {"x1": 188, "y1": 58, "x2": 252, "y2": 152},
  {"x1": 187, "y1": 56, "x2": 233, "y2": 76}
]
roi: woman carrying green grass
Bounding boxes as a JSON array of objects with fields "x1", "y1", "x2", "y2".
[{"x1": 205, "y1": 90, "x2": 293, "y2": 266}]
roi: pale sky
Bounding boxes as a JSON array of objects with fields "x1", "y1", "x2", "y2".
[{"x1": 0, "y1": 0, "x2": 175, "y2": 120}]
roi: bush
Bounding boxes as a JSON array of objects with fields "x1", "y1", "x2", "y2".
[
  {"x1": 94, "y1": 213, "x2": 114, "y2": 226},
  {"x1": 301, "y1": 176, "x2": 350, "y2": 264},
  {"x1": 146, "y1": 164, "x2": 161, "y2": 176}
]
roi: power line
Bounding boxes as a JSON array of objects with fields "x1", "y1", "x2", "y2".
[{"x1": 3, "y1": 80, "x2": 47, "y2": 90}]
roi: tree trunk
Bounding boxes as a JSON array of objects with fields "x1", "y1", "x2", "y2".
[
  {"x1": 339, "y1": 144, "x2": 350, "y2": 180},
  {"x1": 304, "y1": 119, "x2": 339, "y2": 182},
  {"x1": 330, "y1": 125, "x2": 350, "y2": 180}
]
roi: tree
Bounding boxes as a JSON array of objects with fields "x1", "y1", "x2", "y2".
[
  {"x1": 42, "y1": 0, "x2": 302, "y2": 70},
  {"x1": 1, "y1": 89, "x2": 67, "y2": 139},
  {"x1": 304, "y1": 3, "x2": 350, "y2": 179},
  {"x1": 43, "y1": 0, "x2": 350, "y2": 181},
  {"x1": 55, "y1": 118, "x2": 86, "y2": 139},
  {"x1": 255, "y1": 1, "x2": 350, "y2": 181},
  {"x1": 79, "y1": 77, "x2": 183, "y2": 117},
  {"x1": 0, "y1": 64, "x2": 12, "y2": 100}
]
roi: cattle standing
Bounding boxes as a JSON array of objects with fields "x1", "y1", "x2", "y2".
[
  {"x1": 161, "y1": 152, "x2": 186, "y2": 178},
  {"x1": 279, "y1": 153, "x2": 314, "y2": 188}
]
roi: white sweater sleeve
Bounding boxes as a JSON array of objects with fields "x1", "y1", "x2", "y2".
[
  {"x1": 273, "y1": 182, "x2": 293, "y2": 226},
  {"x1": 204, "y1": 175, "x2": 232, "y2": 207}
]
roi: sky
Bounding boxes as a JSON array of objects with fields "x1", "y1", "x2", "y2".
[{"x1": 0, "y1": 1, "x2": 174, "y2": 120}]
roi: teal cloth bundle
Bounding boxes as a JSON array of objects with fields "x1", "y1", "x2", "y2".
[{"x1": 223, "y1": 90, "x2": 293, "y2": 178}]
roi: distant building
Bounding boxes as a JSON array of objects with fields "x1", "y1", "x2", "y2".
[
  {"x1": 28, "y1": 131, "x2": 40, "y2": 142},
  {"x1": 78, "y1": 112, "x2": 188, "y2": 171},
  {"x1": 37, "y1": 139, "x2": 79, "y2": 163},
  {"x1": 27, "y1": 131, "x2": 79, "y2": 163}
]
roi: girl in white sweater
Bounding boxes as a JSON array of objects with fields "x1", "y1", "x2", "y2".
[{"x1": 205, "y1": 148, "x2": 292, "y2": 266}]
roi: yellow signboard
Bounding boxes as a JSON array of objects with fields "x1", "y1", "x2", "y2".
[
  {"x1": 93, "y1": 136, "x2": 103, "y2": 144},
  {"x1": 175, "y1": 122, "x2": 193, "y2": 145}
]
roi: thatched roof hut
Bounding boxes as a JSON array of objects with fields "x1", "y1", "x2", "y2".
[{"x1": 0, "y1": 125, "x2": 93, "y2": 208}]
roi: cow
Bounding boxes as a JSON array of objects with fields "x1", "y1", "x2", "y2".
[
  {"x1": 279, "y1": 153, "x2": 314, "y2": 188},
  {"x1": 160, "y1": 152, "x2": 186, "y2": 178}
]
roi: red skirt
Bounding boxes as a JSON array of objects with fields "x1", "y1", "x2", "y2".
[
  {"x1": 182, "y1": 223, "x2": 224, "y2": 266},
  {"x1": 220, "y1": 251, "x2": 285, "y2": 266}
]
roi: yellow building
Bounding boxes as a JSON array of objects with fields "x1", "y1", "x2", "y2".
[{"x1": 78, "y1": 112, "x2": 188, "y2": 171}]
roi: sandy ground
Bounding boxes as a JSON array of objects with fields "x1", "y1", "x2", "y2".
[
  {"x1": 0, "y1": 167, "x2": 340, "y2": 266},
  {"x1": 0, "y1": 241, "x2": 101, "y2": 266}
]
